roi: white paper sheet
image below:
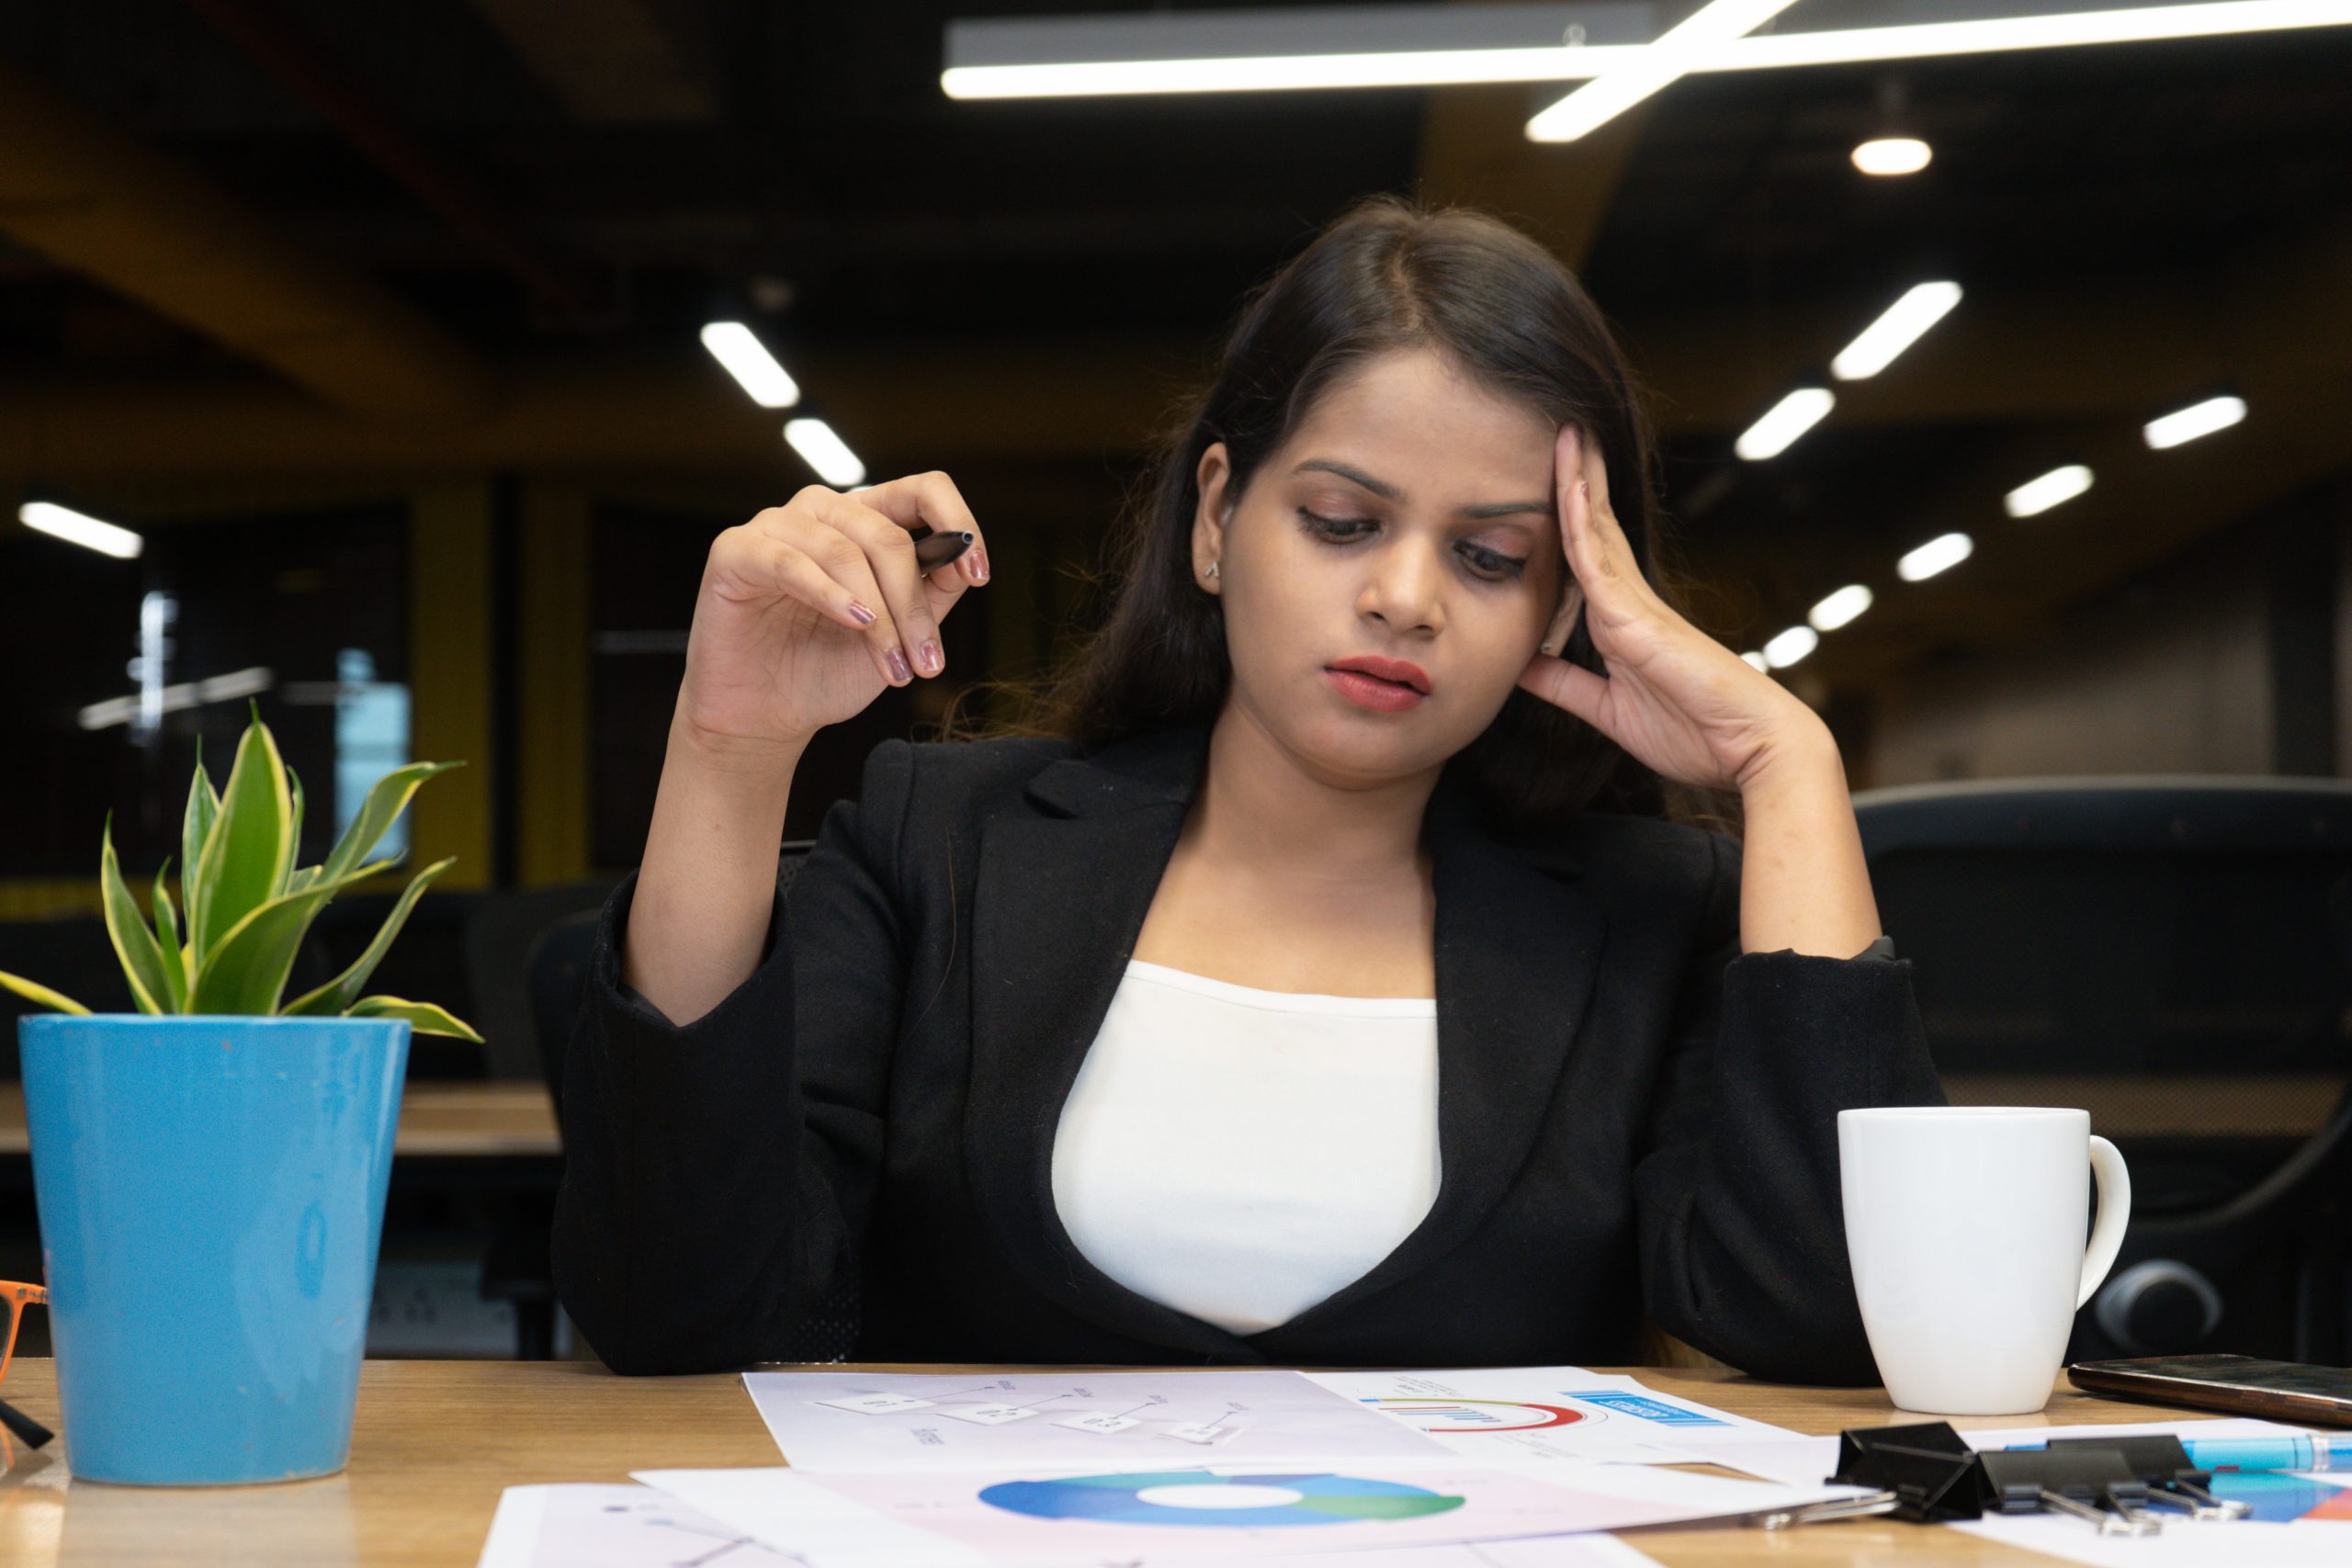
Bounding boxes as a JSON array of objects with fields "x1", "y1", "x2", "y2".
[
  {"x1": 636, "y1": 1458, "x2": 1849, "y2": 1568},
  {"x1": 742, "y1": 1370, "x2": 1453, "y2": 1472},
  {"x1": 476, "y1": 1482, "x2": 815, "y2": 1568},
  {"x1": 1300, "y1": 1368, "x2": 1797, "y2": 1467}
]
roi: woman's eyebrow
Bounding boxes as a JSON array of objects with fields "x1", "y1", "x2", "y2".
[{"x1": 1290, "y1": 458, "x2": 1555, "y2": 521}]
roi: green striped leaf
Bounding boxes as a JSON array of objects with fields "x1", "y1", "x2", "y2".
[
  {"x1": 153, "y1": 858, "x2": 188, "y2": 1012},
  {"x1": 192, "y1": 710, "x2": 295, "y2": 970},
  {"x1": 320, "y1": 761, "x2": 463, "y2": 884},
  {"x1": 345, "y1": 994, "x2": 483, "y2": 1042},
  {"x1": 100, "y1": 817, "x2": 170, "y2": 1016},
  {"x1": 282, "y1": 858, "x2": 455, "y2": 1020},
  {"x1": 181, "y1": 741, "x2": 220, "y2": 960},
  {"x1": 0, "y1": 970, "x2": 90, "y2": 1016},
  {"x1": 281, "y1": 764, "x2": 306, "y2": 897},
  {"x1": 187, "y1": 857, "x2": 394, "y2": 1017}
]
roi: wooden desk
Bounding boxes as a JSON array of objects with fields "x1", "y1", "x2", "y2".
[
  {"x1": 0, "y1": 1358, "x2": 2197, "y2": 1566},
  {"x1": 0, "y1": 1083, "x2": 560, "y2": 1160}
]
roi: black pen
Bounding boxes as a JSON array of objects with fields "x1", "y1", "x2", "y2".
[{"x1": 912, "y1": 530, "x2": 977, "y2": 572}]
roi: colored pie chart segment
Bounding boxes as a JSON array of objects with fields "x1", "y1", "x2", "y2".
[
  {"x1": 1360, "y1": 1398, "x2": 1585, "y2": 1434},
  {"x1": 978, "y1": 1470, "x2": 1467, "y2": 1527}
]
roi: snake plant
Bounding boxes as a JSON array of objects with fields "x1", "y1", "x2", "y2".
[{"x1": 0, "y1": 705, "x2": 481, "y2": 1040}]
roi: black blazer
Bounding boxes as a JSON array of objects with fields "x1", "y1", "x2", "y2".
[{"x1": 552, "y1": 721, "x2": 1947, "y2": 1382}]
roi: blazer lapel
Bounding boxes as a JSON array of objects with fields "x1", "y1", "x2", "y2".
[
  {"x1": 964, "y1": 722, "x2": 1609, "y2": 1359},
  {"x1": 966, "y1": 723, "x2": 1263, "y2": 1357}
]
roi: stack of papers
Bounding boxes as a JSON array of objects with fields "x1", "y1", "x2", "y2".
[{"x1": 480, "y1": 1366, "x2": 1857, "y2": 1568}]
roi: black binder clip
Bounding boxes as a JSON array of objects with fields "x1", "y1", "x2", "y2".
[
  {"x1": 1979, "y1": 1445, "x2": 2165, "y2": 1535},
  {"x1": 1743, "y1": 1422, "x2": 1994, "y2": 1529},
  {"x1": 2041, "y1": 1434, "x2": 2253, "y2": 1521}
]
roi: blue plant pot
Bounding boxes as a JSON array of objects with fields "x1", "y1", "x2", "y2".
[{"x1": 18, "y1": 1012, "x2": 411, "y2": 1485}]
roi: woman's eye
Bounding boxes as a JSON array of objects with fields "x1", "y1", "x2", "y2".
[{"x1": 1297, "y1": 508, "x2": 1526, "y2": 581}]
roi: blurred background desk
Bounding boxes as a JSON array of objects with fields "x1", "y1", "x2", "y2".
[
  {"x1": 0, "y1": 1359, "x2": 2200, "y2": 1567},
  {"x1": 0, "y1": 1083, "x2": 566, "y2": 1362},
  {"x1": 0, "y1": 1082, "x2": 560, "y2": 1160}
]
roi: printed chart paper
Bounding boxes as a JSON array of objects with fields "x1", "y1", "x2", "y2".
[
  {"x1": 1302, "y1": 1368, "x2": 1797, "y2": 1466},
  {"x1": 744, "y1": 1370, "x2": 1453, "y2": 1472},
  {"x1": 638, "y1": 1458, "x2": 1841, "y2": 1568},
  {"x1": 476, "y1": 1483, "x2": 813, "y2": 1568}
]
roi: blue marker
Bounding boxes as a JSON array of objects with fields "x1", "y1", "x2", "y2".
[
  {"x1": 2180, "y1": 1436, "x2": 2352, "y2": 1472},
  {"x1": 2005, "y1": 1435, "x2": 2352, "y2": 1472}
]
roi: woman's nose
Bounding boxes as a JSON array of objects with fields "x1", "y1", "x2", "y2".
[{"x1": 1361, "y1": 544, "x2": 1442, "y2": 633}]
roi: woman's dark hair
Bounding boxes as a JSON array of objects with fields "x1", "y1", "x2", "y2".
[{"x1": 940, "y1": 192, "x2": 1741, "y2": 841}]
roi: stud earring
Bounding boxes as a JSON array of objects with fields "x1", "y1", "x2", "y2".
[{"x1": 1205, "y1": 559, "x2": 1219, "y2": 579}]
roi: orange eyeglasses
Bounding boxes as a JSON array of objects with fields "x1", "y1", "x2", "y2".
[{"x1": 0, "y1": 1280, "x2": 51, "y2": 1451}]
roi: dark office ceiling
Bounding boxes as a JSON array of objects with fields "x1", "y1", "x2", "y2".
[{"x1": 1, "y1": 0, "x2": 2348, "y2": 684}]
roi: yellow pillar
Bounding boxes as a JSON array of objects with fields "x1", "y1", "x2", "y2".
[
  {"x1": 516, "y1": 479, "x2": 591, "y2": 885},
  {"x1": 409, "y1": 480, "x2": 495, "y2": 890}
]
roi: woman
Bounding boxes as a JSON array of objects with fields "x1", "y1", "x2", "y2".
[{"x1": 551, "y1": 195, "x2": 1945, "y2": 1382}]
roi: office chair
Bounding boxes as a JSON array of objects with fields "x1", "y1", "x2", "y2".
[
  {"x1": 528, "y1": 840, "x2": 858, "y2": 1362},
  {"x1": 1852, "y1": 775, "x2": 2352, "y2": 1363}
]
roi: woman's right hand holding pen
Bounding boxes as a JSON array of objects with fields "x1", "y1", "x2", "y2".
[
  {"x1": 628, "y1": 473, "x2": 988, "y2": 1026},
  {"x1": 674, "y1": 472, "x2": 990, "y2": 760}
]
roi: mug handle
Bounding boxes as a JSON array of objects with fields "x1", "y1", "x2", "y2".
[{"x1": 2075, "y1": 1134, "x2": 2133, "y2": 1309}]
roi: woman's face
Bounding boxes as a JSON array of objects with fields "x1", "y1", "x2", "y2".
[{"x1": 1193, "y1": 346, "x2": 1572, "y2": 784}]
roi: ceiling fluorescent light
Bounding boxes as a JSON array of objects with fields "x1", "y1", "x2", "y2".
[
  {"x1": 941, "y1": 5, "x2": 2352, "y2": 100},
  {"x1": 1762, "y1": 625, "x2": 1819, "y2": 669},
  {"x1": 1897, "y1": 531, "x2": 1974, "y2": 581},
  {"x1": 701, "y1": 322, "x2": 802, "y2": 408},
  {"x1": 1831, "y1": 281, "x2": 1962, "y2": 379},
  {"x1": 19, "y1": 501, "x2": 143, "y2": 559},
  {"x1": 2005, "y1": 464, "x2": 2094, "y2": 518},
  {"x1": 786, "y1": 419, "x2": 866, "y2": 487},
  {"x1": 1527, "y1": 0, "x2": 1803, "y2": 142},
  {"x1": 1852, "y1": 135, "x2": 1932, "y2": 175},
  {"x1": 1739, "y1": 650, "x2": 1770, "y2": 671},
  {"x1": 2143, "y1": 393, "x2": 2247, "y2": 448},
  {"x1": 1735, "y1": 388, "x2": 1836, "y2": 461},
  {"x1": 1808, "y1": 584, "x2": 1874, "y2": 632},
  {"x1": 944, "y1": 4, "x2": 1651, "y2": 98},
  {"x1": 1715, "y1": 1, "x2": 2352, "y2": 73}
]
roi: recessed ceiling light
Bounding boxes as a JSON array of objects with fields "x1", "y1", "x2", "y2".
[
  {"x1": 1735, "y1": 388, "x2": 1837, "y2": 461},
  {"x1": 1897, "y1": 532, "x2": 1974, "y2": 581},
  {"x1": 1763, "y1": 625, "x2": 1820, "y2": 669},
  {"x1": 19, "y1": 501, "x2": 143, "y2": 559},
  {"x1": 700, "y1": 321, "x2": 802, "y2": 409},
  {"x1": 2005, "y1": 464, "x2": 2095, "y2": 518},
  {"x1": 786, "y1": 419, "x2": 866, "y2": 487},
  {"x1": 1831, "y1": 281, "x2": 1962, "y2": 380},
  {"x1": 1852, "y1": 136, "x2": 1932, "y2": 175},
  {"x1": 1809, "y1": 584, "x2": 1875, "y2": 632},
  {"x1": 2143, "y1": 394, "x2": 2248, "y2": 449}
]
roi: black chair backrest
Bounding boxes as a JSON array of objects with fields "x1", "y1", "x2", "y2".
[
  {"x1": 1852, "y1": 775, "x2": 2352, "y2": 1359},
  {"x1": 1853, "y1": 777, "x2": 2352, "y2": 1097}
]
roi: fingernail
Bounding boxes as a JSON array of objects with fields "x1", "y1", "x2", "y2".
[
  {"x1": 888, "y1": 647, "x2": 912, "y2": 684},
  {"x1": 972, "y1": 547, "x2": 989, "y2": 582},
  {"x1": 848, "y1": 601, "x2": 876, "y2": 626},
  {"x1": 920, "y1": 639, "x2": 942, "y2": 675}
]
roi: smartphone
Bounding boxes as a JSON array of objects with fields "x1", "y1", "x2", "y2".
[{"x1": 2069, "y1": 1355, "x2": 2352, "y2": 1427}]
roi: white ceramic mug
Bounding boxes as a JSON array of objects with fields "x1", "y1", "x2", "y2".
[{"x1": 1838, "y1": 1106, "x2": 2131, "y2": 1416}]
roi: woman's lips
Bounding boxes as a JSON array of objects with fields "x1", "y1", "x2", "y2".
[{"x1": 1325, "y1": 668, "x2": 1425, "y2": 712}]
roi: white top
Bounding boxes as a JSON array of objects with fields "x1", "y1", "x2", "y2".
[{"x1": 1048, "y1": 957, "x2": 1441, "y2": 1337}]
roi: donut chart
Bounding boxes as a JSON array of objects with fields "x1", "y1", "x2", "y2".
[
  {"x1": 978, "y1": 1470, "x2": 1467, "y2": 1527},
  {"x1": 1361, "y1": 1397, "x2": 1586, "y2": 1433}
]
